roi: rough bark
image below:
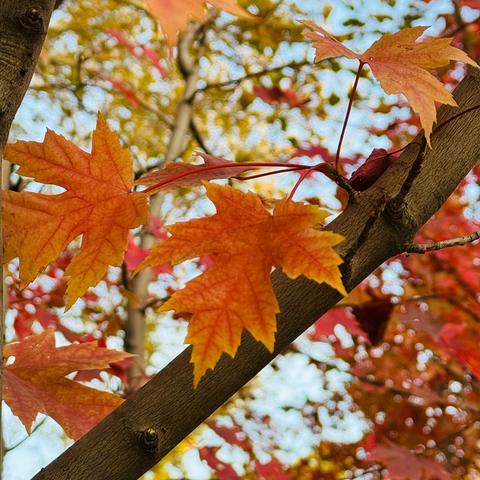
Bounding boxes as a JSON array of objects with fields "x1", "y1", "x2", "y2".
[
  {"x1": 33, "y1": 69, "x2": 480, "y2": 480},
  {"x1": 0, "y1": 0, "x2": 57, "y2": 470}
]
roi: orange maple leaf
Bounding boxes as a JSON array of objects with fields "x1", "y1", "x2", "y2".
[
  {"x1": 3, "y1": 113, "x2": 148, "y2": 308},
  {"x1": 146, "y1": 0, "x2": 253, "y2": 46},
  {"x1": 138, "y1": 183, "x2": 346, "y2": 385},
  {"x1": 3, "y1": 330, "x2": 132, "y2": 439},
  {"x1": 302, "y1": 23, "x2": 479, "y2": 144}
]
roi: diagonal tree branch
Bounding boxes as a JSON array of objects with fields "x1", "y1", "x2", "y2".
[{"x1": 33, "y1": 69, "x2": 480, "y2": 480}]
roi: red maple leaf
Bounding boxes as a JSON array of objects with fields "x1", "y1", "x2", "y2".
[{"x1": 4, "y1": 330, "x2": 132, "y2": 439}]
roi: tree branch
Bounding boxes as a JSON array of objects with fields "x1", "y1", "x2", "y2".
[
  {"x1": 194, "y1": 60, "x2": 311, "y2": 94},
  {"x1": 33, "y1": 69, "x2": 480, "y2": 480},
  {"x1": 406, "y1": 230, "x2": 480, "y2": 254},
  {"x1": 4, "y1": 417, "x2": 47, "y2": 453},
  {"x1": 190, "y1": 118, "x2": 212, "y2": 154}
]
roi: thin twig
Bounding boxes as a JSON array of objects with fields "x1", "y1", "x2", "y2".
[
  {"x1": 237, "y1": 163, "x2": 357, "y2": 199},
  {"x1": 287, "y1": 62, "x2": 365, "y2": 201},
  {"x1": 406, "y1": 231, "x2": 480, "y2": 254},
  {"x1": 190, "y1": 119, "x2": 212, "y2": 154},
  {"x1": 4, "y1": 417, "x2": 47, "y2": 453},
  {"x1": 136, "y1": 97, "x2": 173, "y2": 127},
  {"x1": 335, "y1": 61, "x2": 364, "y2": 172},
  {"x1": 29, "y1": 81, "x2": 173, "y2": 127},
  {"x1": 236, "y1": 166, "x2": 302, "y2": 181},
  {"x1": 194, "y1": 60, "x2": 311, "y2": 94},
  {"x1": 328, "y1": 167, "x2": 358, "y2": 200}
]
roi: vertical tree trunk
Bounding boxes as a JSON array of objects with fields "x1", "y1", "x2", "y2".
[
  {"x1": 0, "y1": 0, "x2": 57, "y2": 472},
  {"x1": 125, "y1": 21, "x2": 208, "y2": 391}
]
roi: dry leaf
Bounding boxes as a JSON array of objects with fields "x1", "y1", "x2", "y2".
[{"x1": 136, "y1": 153, "x2": 254, "y2": 193}]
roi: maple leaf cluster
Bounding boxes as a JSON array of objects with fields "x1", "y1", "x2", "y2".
[
  {"x1": 3, "y1": 2, "x2": 480, "y2": 457},
  {"x1": 3, "y1": 113, "x2": 346, "y2": 434}
]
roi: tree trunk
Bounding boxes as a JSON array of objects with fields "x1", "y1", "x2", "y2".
[
  {"x1": 32, "y1": 70, "x2": 480, "y2": 480},
  {"x1": 0, "y1": 0, "x2": 58, "y2": 471},
  {"x1": 124, "y1": 22, "x2": 207, "y2": 392}
]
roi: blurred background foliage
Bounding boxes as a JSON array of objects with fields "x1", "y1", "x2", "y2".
[{"x1": 5, "y1": 0, "x2": 480, "y2": 478}]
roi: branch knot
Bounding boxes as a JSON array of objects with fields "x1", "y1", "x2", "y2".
[
  {"x1": 134, "y1": 427, "x2": 161, "y2": 453},
  {"x1": 19, "y1": 6, "x2": 45, "y2": 33}
]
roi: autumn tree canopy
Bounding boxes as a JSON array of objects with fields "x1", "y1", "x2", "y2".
[{"x1": 0, "y1": 1, "x2": 480, "y2": 479}]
